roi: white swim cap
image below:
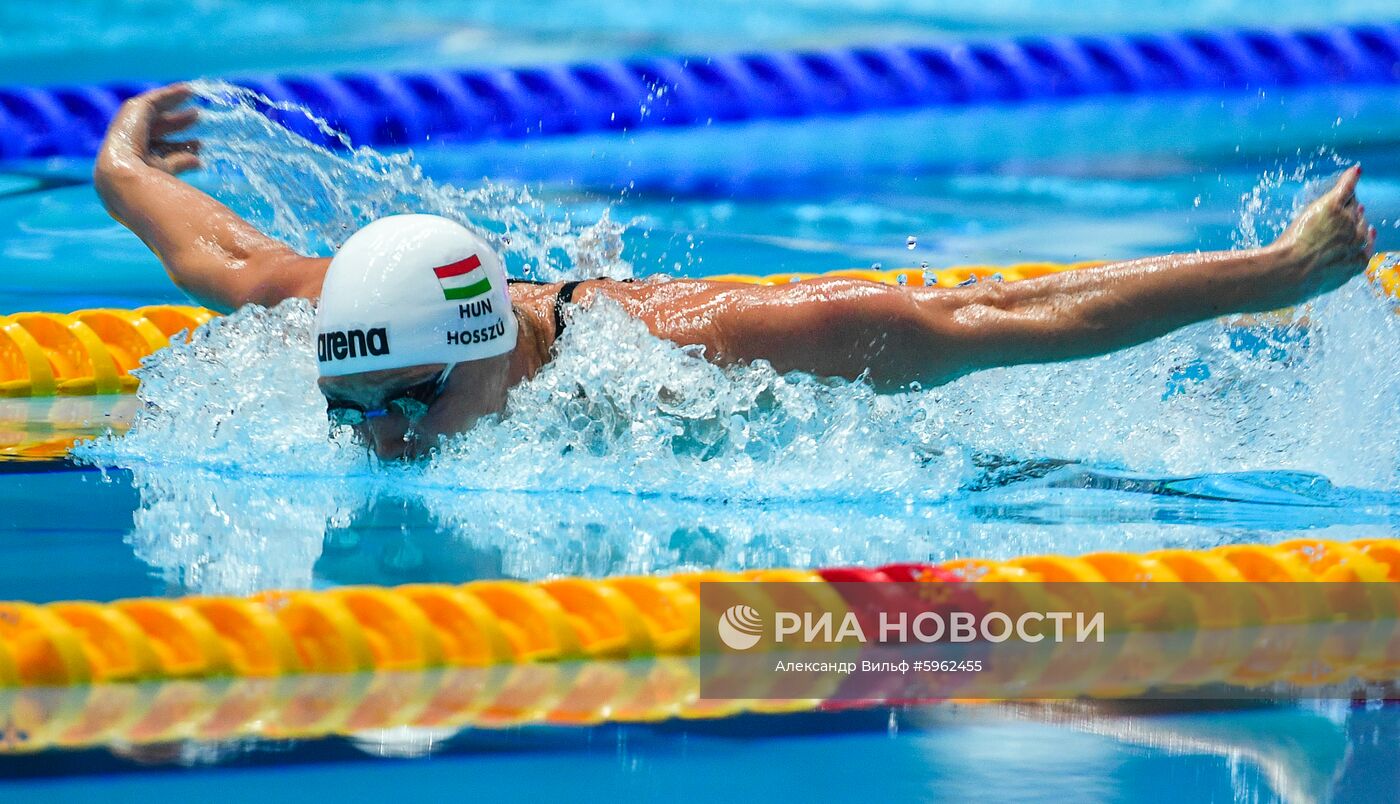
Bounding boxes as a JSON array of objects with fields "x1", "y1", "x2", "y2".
[{"x1": 314, "y1": 214, "x2": 518, "y2": 377}]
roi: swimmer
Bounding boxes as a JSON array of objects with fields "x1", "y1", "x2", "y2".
[{"x1": 95, "y1": 84, "x2": 1378, "y2": 458}]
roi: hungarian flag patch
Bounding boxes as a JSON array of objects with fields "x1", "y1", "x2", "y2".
[{"x1": 433, "y1": 254, "x2": 491, "y2": 301}]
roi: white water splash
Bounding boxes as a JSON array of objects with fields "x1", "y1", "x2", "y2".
[
  {"x1": 76, "y1": 298, "x2": 361, "y2": 473},
  {"x1": 187, "y1": 79, "x2": 631, "y2": 280},
  {"x1": 78, "y1": 163, "x2": 1398, "y2": 491},
  {"x1": 426, "y1": 297, "x2": 969, "y2": 500},
  {"x1": 1232, "y1": 148, "x2": 1350, "y2": 251},
  {"x1": 90, "y1": 289, "x2": 1394, "y2": 490},
  {"x1": 74, "y1": 271, "x2": 1400, "y2": 594},
  {"x1": 69, "y1": 95, "x2": 1400, "y2": 594}
]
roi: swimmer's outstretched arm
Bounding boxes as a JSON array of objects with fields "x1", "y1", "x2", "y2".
[
  {"x1": 673, "y1": 167, "x2": 1376, "y2": 390},
  {"x1": 94, "y1": 84, "x2": 329, "y2": 312}
]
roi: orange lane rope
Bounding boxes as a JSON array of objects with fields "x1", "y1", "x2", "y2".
[
  {"x1": 1, "y1": 538, "x2": 1395, "y2": 688},
  {"x1": 7, "y1": 252, "x2": 1395, "y2": 398}
]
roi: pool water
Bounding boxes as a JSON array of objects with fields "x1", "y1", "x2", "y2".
[
  {"x1": 4, "y1": 2, "x2": 1400, "y2": 801},
  {"x1": 8, "y1": 0, "x2": 1400, "y2": 84},
  {"x1": 6, "y1": 704, "x2": 1397, "y2": 803}
]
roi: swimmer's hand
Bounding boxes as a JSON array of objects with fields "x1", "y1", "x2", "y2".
[
  {"x1": 96, "y1": 83, "x2": 200, "y2": 179},
  {"x1": 93, "y1": 82, "x2": 329, "y2": 312},
  {"x1": 1269, "y1": 165, "x2": 1377, "y2": 297}
]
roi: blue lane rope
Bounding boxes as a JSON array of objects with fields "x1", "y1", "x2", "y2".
[{"x1": 1, "y1": 22, "x2": 1398, "y2": 160}]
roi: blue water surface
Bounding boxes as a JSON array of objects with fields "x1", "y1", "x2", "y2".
[{"x1": 3, "y1": 2, "x2": 1400, "y2": 802}]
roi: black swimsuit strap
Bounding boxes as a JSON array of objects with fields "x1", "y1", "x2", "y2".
[
  {"x1": 553, "y1": 280, "x2": 584, "y2": 339},
  {"x1": 506, "y1": 277, "x2": 634, "y2": 342}
]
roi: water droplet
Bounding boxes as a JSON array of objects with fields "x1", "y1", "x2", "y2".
[
  {"x1": 919, "y1": 260, "x2": 929, "y2": 269},
  {"x1": 905, "y1": 236, "x2": 917, "y2": 250},
  {"x1": 871, "y1": 262, "x2": 883, "y2": 270},
  {"x1": 1192, "y1": 195, "x2": 1202, "y2": 208}
]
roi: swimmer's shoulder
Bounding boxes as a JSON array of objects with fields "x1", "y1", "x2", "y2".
[
  {"x1": 506, "y1": 275, "x2": 737, "y2": 314},
  {"x1": 238, "y1": 253, "x2": 331, "y2": 309}
]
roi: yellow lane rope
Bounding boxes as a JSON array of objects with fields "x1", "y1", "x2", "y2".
[
  {"x1": 5, "y1": 253, "x2": 1393, "y2": 398},
  {"x1": 0, "y1": 659, "x2": 810, "y2": 753},
  {"x1": 1, "y1": 538, "x2": 1395, "y2": 688}
]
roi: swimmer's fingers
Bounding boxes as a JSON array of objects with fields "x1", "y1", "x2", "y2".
[
  {"x1": 1356, "y1": 217, "x2": 1376, "y2": 259},
  {"x1": 152, "y1": 107, "x2": 198, "y2": 138},
  {"x1": 1344, "y1": 196, "x2": 1375, "y2": 259},
  {"x1": 150, "y1": 139, "x2": 201, "y2": 174},
  {"x1": 149, "y1": 151, "x2": 200, "y2": 174},
  {"x1": 1349, "y1": 201, "x2": 1365, "y2": 231},
  {"x1": 106, "y1": 86, "x2": 186, "y2": 155},
  {"x1": 151, "y1": 138, "x2": 199, "y2": 155},
  {"x1": 113, "y1": 84, "x2": 191, "y2": 132},
  {"x1": 162, "y1": 153, "x2": 201, "y2": 174},
  {"x1": 1324, "y1": 164, "x2": 1362, "y2": 208},
  {"x1": 142, "y1": 83, "x2": 194, "y2": 113}
]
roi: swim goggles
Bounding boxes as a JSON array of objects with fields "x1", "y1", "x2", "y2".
[{"x1": 326, "y1": 366, "x2": 454, "y2": 427}]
